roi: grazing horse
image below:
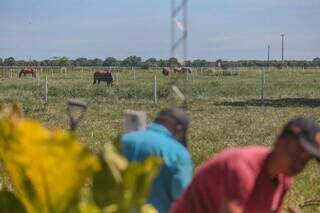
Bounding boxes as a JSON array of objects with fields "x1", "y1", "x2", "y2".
[
  {"x1": 19, "y1": 68, "x2": 36, "y2": 78},
  {"x1": 93, "y1": 70, "x2": 113, "y2": 86},
  {"x1": 162, "y1": 67, "x2": 192, "y2": 76},
  {"x1": 174, "y1": 67, "x2": 192, "y2": 74},
  {"x1": 162, "y1": 67, "x2": 170, "y2": 76}
]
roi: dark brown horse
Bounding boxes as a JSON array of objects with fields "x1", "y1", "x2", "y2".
[
  {"x1": 19, "y1": 68, "x2": 36, "y2": 78},
  {"x1": 162, "y1": 67, "x2": 171, "y2": 76},
  {"x1": 93, "y1": 70, "x2": 113, "y2": 86}
]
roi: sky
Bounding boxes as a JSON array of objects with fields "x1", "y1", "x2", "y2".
[{"x1": 0, "y1": 0, "x2": 319, "y2": 60}]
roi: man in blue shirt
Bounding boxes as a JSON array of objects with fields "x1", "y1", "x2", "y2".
[{"x1": 121, "y1": 107, "x2": 193, "y2": 213}]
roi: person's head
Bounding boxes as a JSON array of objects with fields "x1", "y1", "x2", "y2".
[
  {"x1": 272, "y1": 117, "x2": 320, "y2": 176},
  {"x1": 154, "y1": 107, "x2": 190, "y2": 147}
]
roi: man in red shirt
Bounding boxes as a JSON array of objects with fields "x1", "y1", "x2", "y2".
[{"x1": 171, "y1": 117, "x2": 320, "y2": 213}]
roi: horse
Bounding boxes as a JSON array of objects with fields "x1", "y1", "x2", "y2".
[
  {"x1": 19, "y1": 68, "x2": 36, "y2": 78},
  {"x1": 93, "y1": 70, "x2": 113, "y2": 86},
  {"x1": 162, "y1": 67, "x2": 171, "y2": 76},
  {"x1": 174, "y1": 67, "x2": 192, "y2": 74},
  {"x1": 162, "y1": 67, "x2": 192, "y2": 76}
]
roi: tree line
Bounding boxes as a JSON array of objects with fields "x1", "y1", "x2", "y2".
[{"x1": 1, "y1": 56, "x2": 320, "y2": 69}]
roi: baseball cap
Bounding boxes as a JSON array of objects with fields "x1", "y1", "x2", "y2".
[{"x1": 280, "y1": 117, "x2": 320, "y2": 160}]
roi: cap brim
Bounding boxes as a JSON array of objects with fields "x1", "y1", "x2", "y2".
[{"x1": 299, "y1": 137, "x2": 320, "y2": 162}]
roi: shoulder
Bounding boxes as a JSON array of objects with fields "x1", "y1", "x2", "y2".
[
  {"x1": 162, "y1": 138, "x2": 192, "y2": 162},
  {"x1": 121, "y1": 129, "x2": 149, "y2": 144},
  {"x1": 209, "y1": 146, "x2": 270, "y2": 166},
  {"x1": 196, "y1": 146, "x2": 271, "y2": 180},
  {"x1": 157, "y1": 138, "x2": 193, "y2": 171}
]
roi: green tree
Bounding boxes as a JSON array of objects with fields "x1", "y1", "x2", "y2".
[
  {"x1": 144, "y1": 58, "x2": 158, "y2": 69},
  {"x1": 158, "y1": 59, "x2": 168, "y2": 67},
  {"x1": 74, "y1": 58, "x2": 89, "y2": 67},
  {"x1": 48, "y1": 57, "x2": 70, "y2": 67},
  {"x1": 168, "y1": 57, "x2": 179, "y2": 68},
  {"x1": 103, "y1": 57, "x2": 118, "y2": 67},
  {"x1": 192, "y1": 59, "x2": 207, "y2": 67},
  {"x1": 313, "y1": 57, "x2": 320, "y2": 62},
  {"x1": 215, "y1": 59, "x2": 222, "y2": 67},
  {"x1": 58, "y1": 57, "x2": 70, "y2": 66},
  {"x1": 122, "y1": 56, "x2": 142, "y2": 67},
  {"x1": 184, "y1": 60, "x2": 192, "y2": 67},
  {"x1": 3, "y1": 57, "x2": 15, "y2": 66},
  {"x1": 15, "y1": 60, "x2": 27, "y2": 66},
  {"x1": 312, "y1": 58, "x2": 320, "y2": 67},
  {"x1": 40, "y1": 60, "x2": 50, "y2": 66},
  {"x1": 91, "y1": 58, "x2": 103, "y2": 67}
]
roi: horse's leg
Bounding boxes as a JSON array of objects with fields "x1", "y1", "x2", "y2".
[
  {"x1": 98, "y1": 80, "x2": 100, "y2": 84},
  {"x1": 93, "y1": 79, "x2": 96, "y2": 84}
]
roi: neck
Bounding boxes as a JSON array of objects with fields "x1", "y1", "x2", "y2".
[{"x1": 266, "y1": 151, "x2": 280, "y2": 179}]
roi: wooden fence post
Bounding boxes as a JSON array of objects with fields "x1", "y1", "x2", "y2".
[
  {"x1": 123, "y1": 110, "x2": 146, "y2": 133},
  {"x1": 81, "y1": 67, "x2": 84, "y2": 80},
  {"x1": 37, "y1": 70, "x2": 40, "y2": 86},
  {"x1": 116, "y1": 72, "x2": 119, "y2": 85},
  {"x1": 45, "y1": 76, "x2": 48, "y2": 103},
  {"x1": 133, "y1": 68, "x2": 136, "y2": 81},
  {"x1": 192, "y1": 71, "x2": 195, "y2": 84},
  {"x1": 153, "y1": 75, "x2": 158, "y2": 104},
  {"x1": 260, "y1": 69, "x2": 265, "y2": 105}
]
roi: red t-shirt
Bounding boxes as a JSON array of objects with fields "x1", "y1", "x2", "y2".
[{"x1": 170, "y1": 146, "x2": 293, "y2": 213}]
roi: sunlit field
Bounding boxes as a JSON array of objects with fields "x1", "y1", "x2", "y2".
[{"x1": 1, "y1": 67, "x2": 320, "y2": 211}]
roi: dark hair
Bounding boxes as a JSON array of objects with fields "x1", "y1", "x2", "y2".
[
  {"x1": 154, "y1": 107, "x2": 189, "y2": 130},
  {"x1": 279, "y1": 123, "x2": 300, "y2": 140},
  {"x1": 279, "y1": 117, "x2": 320, "y2": 142}
]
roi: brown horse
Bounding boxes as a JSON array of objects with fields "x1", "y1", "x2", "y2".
[
  {"x1": 162, "y1": 67, "x2": 192, "y2": 76},
  {"x1": 93, "y1": 70, "x2": 113, "y2": 86},
  {"x1": 19, "y1": 68, "x2": 36, "y2": 78},
  {"x1": 174, "y1": 67, "x2": 192, "y2": 74},
  {"x1": 162, "y1": 67, "x2": 171, "y2": 76}
]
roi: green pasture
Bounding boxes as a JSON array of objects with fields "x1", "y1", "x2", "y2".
[{"x1": 1, "y1": 67, "x2": 320, "y2": 211}]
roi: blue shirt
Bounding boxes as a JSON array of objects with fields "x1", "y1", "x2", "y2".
[{"x1": 121, "y1": 123, "x2": 193, "y2": 213}]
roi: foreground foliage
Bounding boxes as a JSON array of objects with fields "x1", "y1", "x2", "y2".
[{"x1": 0, "y1": 104, "x2": 162, "y2": 213}]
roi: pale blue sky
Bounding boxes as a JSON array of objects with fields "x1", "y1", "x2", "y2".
[{"x1": 0, "y1": 0, "x2": 319, "y2": 60}]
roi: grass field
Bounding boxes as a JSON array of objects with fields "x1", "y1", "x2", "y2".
[{"x1": 1, "y1": 67, "x2": 320, "y2": 211}]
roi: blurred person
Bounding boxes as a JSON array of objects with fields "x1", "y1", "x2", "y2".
[
  {"x1": 171, "y1": 117, "x2": 320, "y2": 213},
  {"x1": 122, "y1": 107, "x2": 193, "y2": 213}
]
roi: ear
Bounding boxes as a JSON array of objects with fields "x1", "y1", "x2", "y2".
[
  {"x1": 291, "y1": 125, "x2": 302, "y2": 134},
  {"x1": 315, "y1": 132, "x2": 320, "y2": 147},
  {"x1": 176, "y1": 124, "x2": 183, "y2": 132},
  {"x1": 275, "y1": 138, "x2": 286, "y2": 149}
]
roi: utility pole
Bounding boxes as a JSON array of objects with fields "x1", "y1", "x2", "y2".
[
  {"x1": 268, "y1": 44, "x2": 270, "y2": 66},
  {"x1": 171, "y1": 0, "x2": 188, "y2": 62},
  {"x1": 281, "y1": 34, "x2": 285, "y2": 62},
  {"x1": 171, "y1": 0, "x2": 175, "y2": 58},
  {"x1": 171, "y1": 0, "x2": 189, "y2": 108}
]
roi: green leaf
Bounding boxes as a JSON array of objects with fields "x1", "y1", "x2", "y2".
[
  {"x1": 91, "y1": 143, "x2": 162, "y2": 213},
  {"x1": 92, "y1": 144, "x2": 128, "y2": 208},
  {"x1": 0, "y1": 190, "x2": 26, "y2": 213}
]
